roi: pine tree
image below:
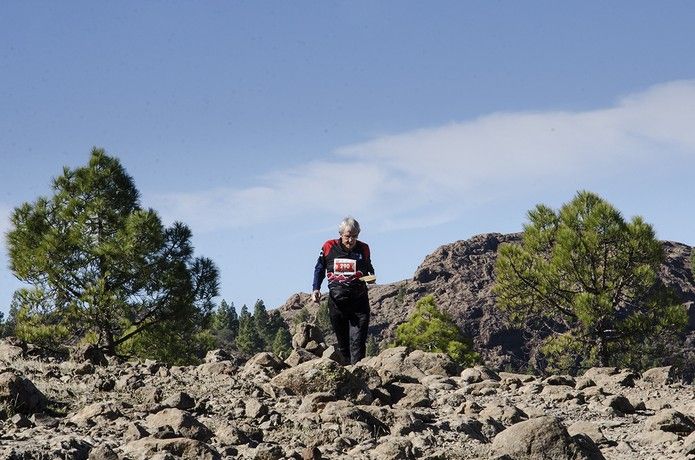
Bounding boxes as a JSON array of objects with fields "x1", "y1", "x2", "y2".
[
  {"x1": 212, "y1": 300, "x2": 239, "y2": 338},
  {"x1": 236, "y1": 304, "x2": 262, "y2": 355},
  {"x1": 494, "y1": 191, "x2": 687, "y2": 373},
  {"x1": 392, "y1": 295, "x2": 479, "y2": 366},
  {"x1": 6, "y1": 149, "x2": 219, "y2": 360},
  {"x1": 253, "y1": 299, "x2": 271, "y2": 346},
  {"x1": 272, "y1": 326, "x2": 292, "y2": 359},
  {"x1": 366, "y1": 336, "x2": 380, "y2": 357}
]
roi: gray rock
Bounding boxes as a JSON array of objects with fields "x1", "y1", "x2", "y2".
[
  {"x1": 479, "y1": 403, "x2": 528, "y2": 426},
  {"x1": 70, "y1": 401, "x2": 123, "y2": 426},
  {"x1": 122, "y1": 437, "x2": 221, "y2": 460},
  {"x1": 641, "y1": 366, "x2": 679, "y2": 385},
  {"x1": 568, "y1": 421, "x2": 612, "y2": 447},
  {"x1": 285, "y1": 348, "x2": 319, "y2": 367},
  {"x1": 370, "y1": 436, "x2": 417, "y2": 459},
  {"x1": 604, "y1": 394, "x2": 635, "y2": 414},
  {"x1": 88, "y1": 445, "x2": 119, "y2": 460},
  {"x1": 162, "y1": 392, "x2": 195, "y2": 410},
  {"x1": 124, "y1": 421, "x2": 150, "y2": 442},
  {"x1": 645, "y1": 409, "x2": 695, "y2": 434},
  {"x1": 404, "y1": 349, "x2": 461, "y2": 376},
  {"x1": 254, "y1": 442, "x2": 284, "y2": 460},
  {"x1": 0, "y1": 371, "x2": 47, "y2": 414},
  {"x1": 146, "y1": 408, "x2": 213, "y2": 442},
  {"x1": 10, "y1": 413, "x2": 32, "y2": 428},
  {"x1": 460, "y1": 365, "x2": 500, "y2": 383},
  {"x1": 245, "y1": 398, "x2": 269, "y2": 419},
  {"x1": 71, "y1": 343, "x2": 108, "y2": 366},
  {"x1": 245, "y1": 352, "x2": 287, "y2": 372},
  {"x1": 490, "y1": 416, "x2": 603, "y2": 460},
  {"x1": 683, "y1": 431, "x2": 695, "y2": 455},
  {"x1": 270, "y1": 357, "x2": 369, "y2": 399}
]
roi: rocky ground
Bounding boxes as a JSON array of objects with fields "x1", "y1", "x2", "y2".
[{"x1": 1, "y1": 332, "x2": 694, "y2": 460}]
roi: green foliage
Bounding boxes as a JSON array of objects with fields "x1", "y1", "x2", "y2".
[
  {"x1": 366, "y1": 335, "x2": 380, "y2": 357},
  {"x1": 211, "y1": 299, "x2": 239, "y2": 337},
  {"x1": 392, "y1": 295, "x2": 479, "y2": 366},
  {"x1": 494, "y1": 190, "x2": 687, "y2": 374},
  {"x1": 235, "y1": 304, "x2": 263, "y2": 354},
  {"x1": 6, "y1": 148, "x2": 219, "y2": 362},
  {"x1": 316, "y1": 299, "x2": 332, "y2": 337},
  {"x1": 253, "y1": 299, "x2": 271, "y2": 346},
  {"x1": 272, "y1": 327, "x2": 292, "y2": 359},
  {"x1": 293, "y1": 307, "x2": 310, "y2": 326}
]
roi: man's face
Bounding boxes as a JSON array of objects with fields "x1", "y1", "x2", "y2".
[{"x1": 340, "y1": 230, "x2": 358, "y2": 250}]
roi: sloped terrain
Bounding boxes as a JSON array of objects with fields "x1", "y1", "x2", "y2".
[{"x1": 1, "y1": 335, "x2": 694, "y2": 459}]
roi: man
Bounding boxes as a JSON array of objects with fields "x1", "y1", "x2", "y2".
[{"x1": 312, "y1": 216, "x2": 374, "y2": 364}]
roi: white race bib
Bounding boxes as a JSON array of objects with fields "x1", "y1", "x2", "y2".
[{"x1": 333, "y1": 258, "x2": 356, "y2": 275}]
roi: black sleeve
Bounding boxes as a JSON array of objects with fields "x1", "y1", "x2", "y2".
[{"x1": 312, "y1": 254, "x2": 326, "y2": 291}]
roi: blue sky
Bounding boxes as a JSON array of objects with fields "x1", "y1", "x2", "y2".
[{"x1": 2, "y1": 2, "x2": 694, "y2": 314}]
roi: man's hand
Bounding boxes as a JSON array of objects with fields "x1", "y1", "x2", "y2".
[{"x1": 311, "y1": 290, "x2": 321, "y2": 303}]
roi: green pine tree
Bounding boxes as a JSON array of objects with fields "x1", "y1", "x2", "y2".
[
  {"x1": 253, "y1": 299, "x2": 271, "y2": 346},
  {"x1": 271, "y1": 326, "x2": 292, "y2": 359},
  {"x1": 366, "y1": 335, "x2": 380, "y2": 357},
  {"x1": 236, "y1": 304, "x2": 262, "y2": 355},
  {"x1": 392, "y1": 295, "x2": 479, "y2": 366},
  {"x1": 6, "y1": 148, "x2": 219, "y2": 361},
  {"x1": 494, "y1": 190, "x2": 687, "y2": 374},
  {"x1": 212, "y1": 300, "x2": 239, "y2": 337}
]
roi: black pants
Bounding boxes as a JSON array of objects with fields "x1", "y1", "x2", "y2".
[{"x1": 328, "y1": 293, "x2": 370, "y2": 364}]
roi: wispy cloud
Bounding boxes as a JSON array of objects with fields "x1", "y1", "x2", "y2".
[{"x1": 150, "y1": 80, "x2": 695, "y2": 233}]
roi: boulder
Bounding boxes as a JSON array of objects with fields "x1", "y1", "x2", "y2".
[
  {"x1": 122, "y1": 437, "x2": 220, "y2": 459},
  {"x1": 70, "y1": 343, "x2": 108, "y2": 366},
  {"x1": 70, "y1": 401, "x2": 122, "y2": 425},
  {"x1": 270, "y1": 357, "x2": 369, "y2": 399},
  {"x1": 162, "y1": 392, "x2": 196, "y2": 410},
  {"x1": 285, "y1": 348, "x2": 319, "y2": 367},
  {"x1": 403, "y1": 350, "x2": 460, "y2": 376},
  {"x1": 479, "y1": 403, "x2": 528, "y2": 426},
  {"x1": 292, "y1": 323, "x2": 325, "y2": 350},
  {"x1": 0, "y1": 371, "x2": 47, "y2": 414},
  {"x1": 244, "y1": 352, "x2": 287, "y2": 372},
  {"x1": 490, "y1": 416, "x2": 604, "y2": 460},
  {"x1": 146, "y1": 408, "x2": 213, "y2": 442},
  {"x1": 363, "y1": 347, "x2": 426, "y2": 384},
  {"x1": 641, "y1": 366, "x2": 679, "y2": 385},
  {"x1": 645, "y1": 409, "x2": 695, "y2": 434},
  {"x1": 460, "y1": 365, "x2": 500, "y2": 383}
]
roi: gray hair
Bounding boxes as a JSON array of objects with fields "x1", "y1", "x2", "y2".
[{"x1": 338, "y1": 216, "x2": 361, "y2": 235}]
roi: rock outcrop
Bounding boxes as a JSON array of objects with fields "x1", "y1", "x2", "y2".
[{"x1": 279, "y1": 233, "x2": 695, "y2": 372}]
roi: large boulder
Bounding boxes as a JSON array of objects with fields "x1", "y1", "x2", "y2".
[
  {"x1": 121, "y1": 437, "x2": 220, "y2": 459},
  {"x1": 0, "y1": 370, "x2": 47, "y2": 414},
  {"x1": 146, "y1": 408, "x2": 213, "y2": 442},
  {"x1": 270, "y1": 357, "x2": 369, "y2": 399},
  {"x1": 490, "y1": 416, "x2": 604, "y2": 460}
]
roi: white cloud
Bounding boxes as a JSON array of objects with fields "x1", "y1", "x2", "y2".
[{"x1": 151, "y1": 80, "x2": 695, "y2": 233}]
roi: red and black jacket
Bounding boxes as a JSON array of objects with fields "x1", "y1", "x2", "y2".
[{"x1": 313, "y1": 239, "x2": 374, "y2": 301}]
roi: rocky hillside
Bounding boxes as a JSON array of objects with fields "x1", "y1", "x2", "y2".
[
  {"x1": 2, "y1": 330, "x2": 695, "y2": 460},
  {"x1": 279, "y1": 233, "x2": 695, "y2": 371}
]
